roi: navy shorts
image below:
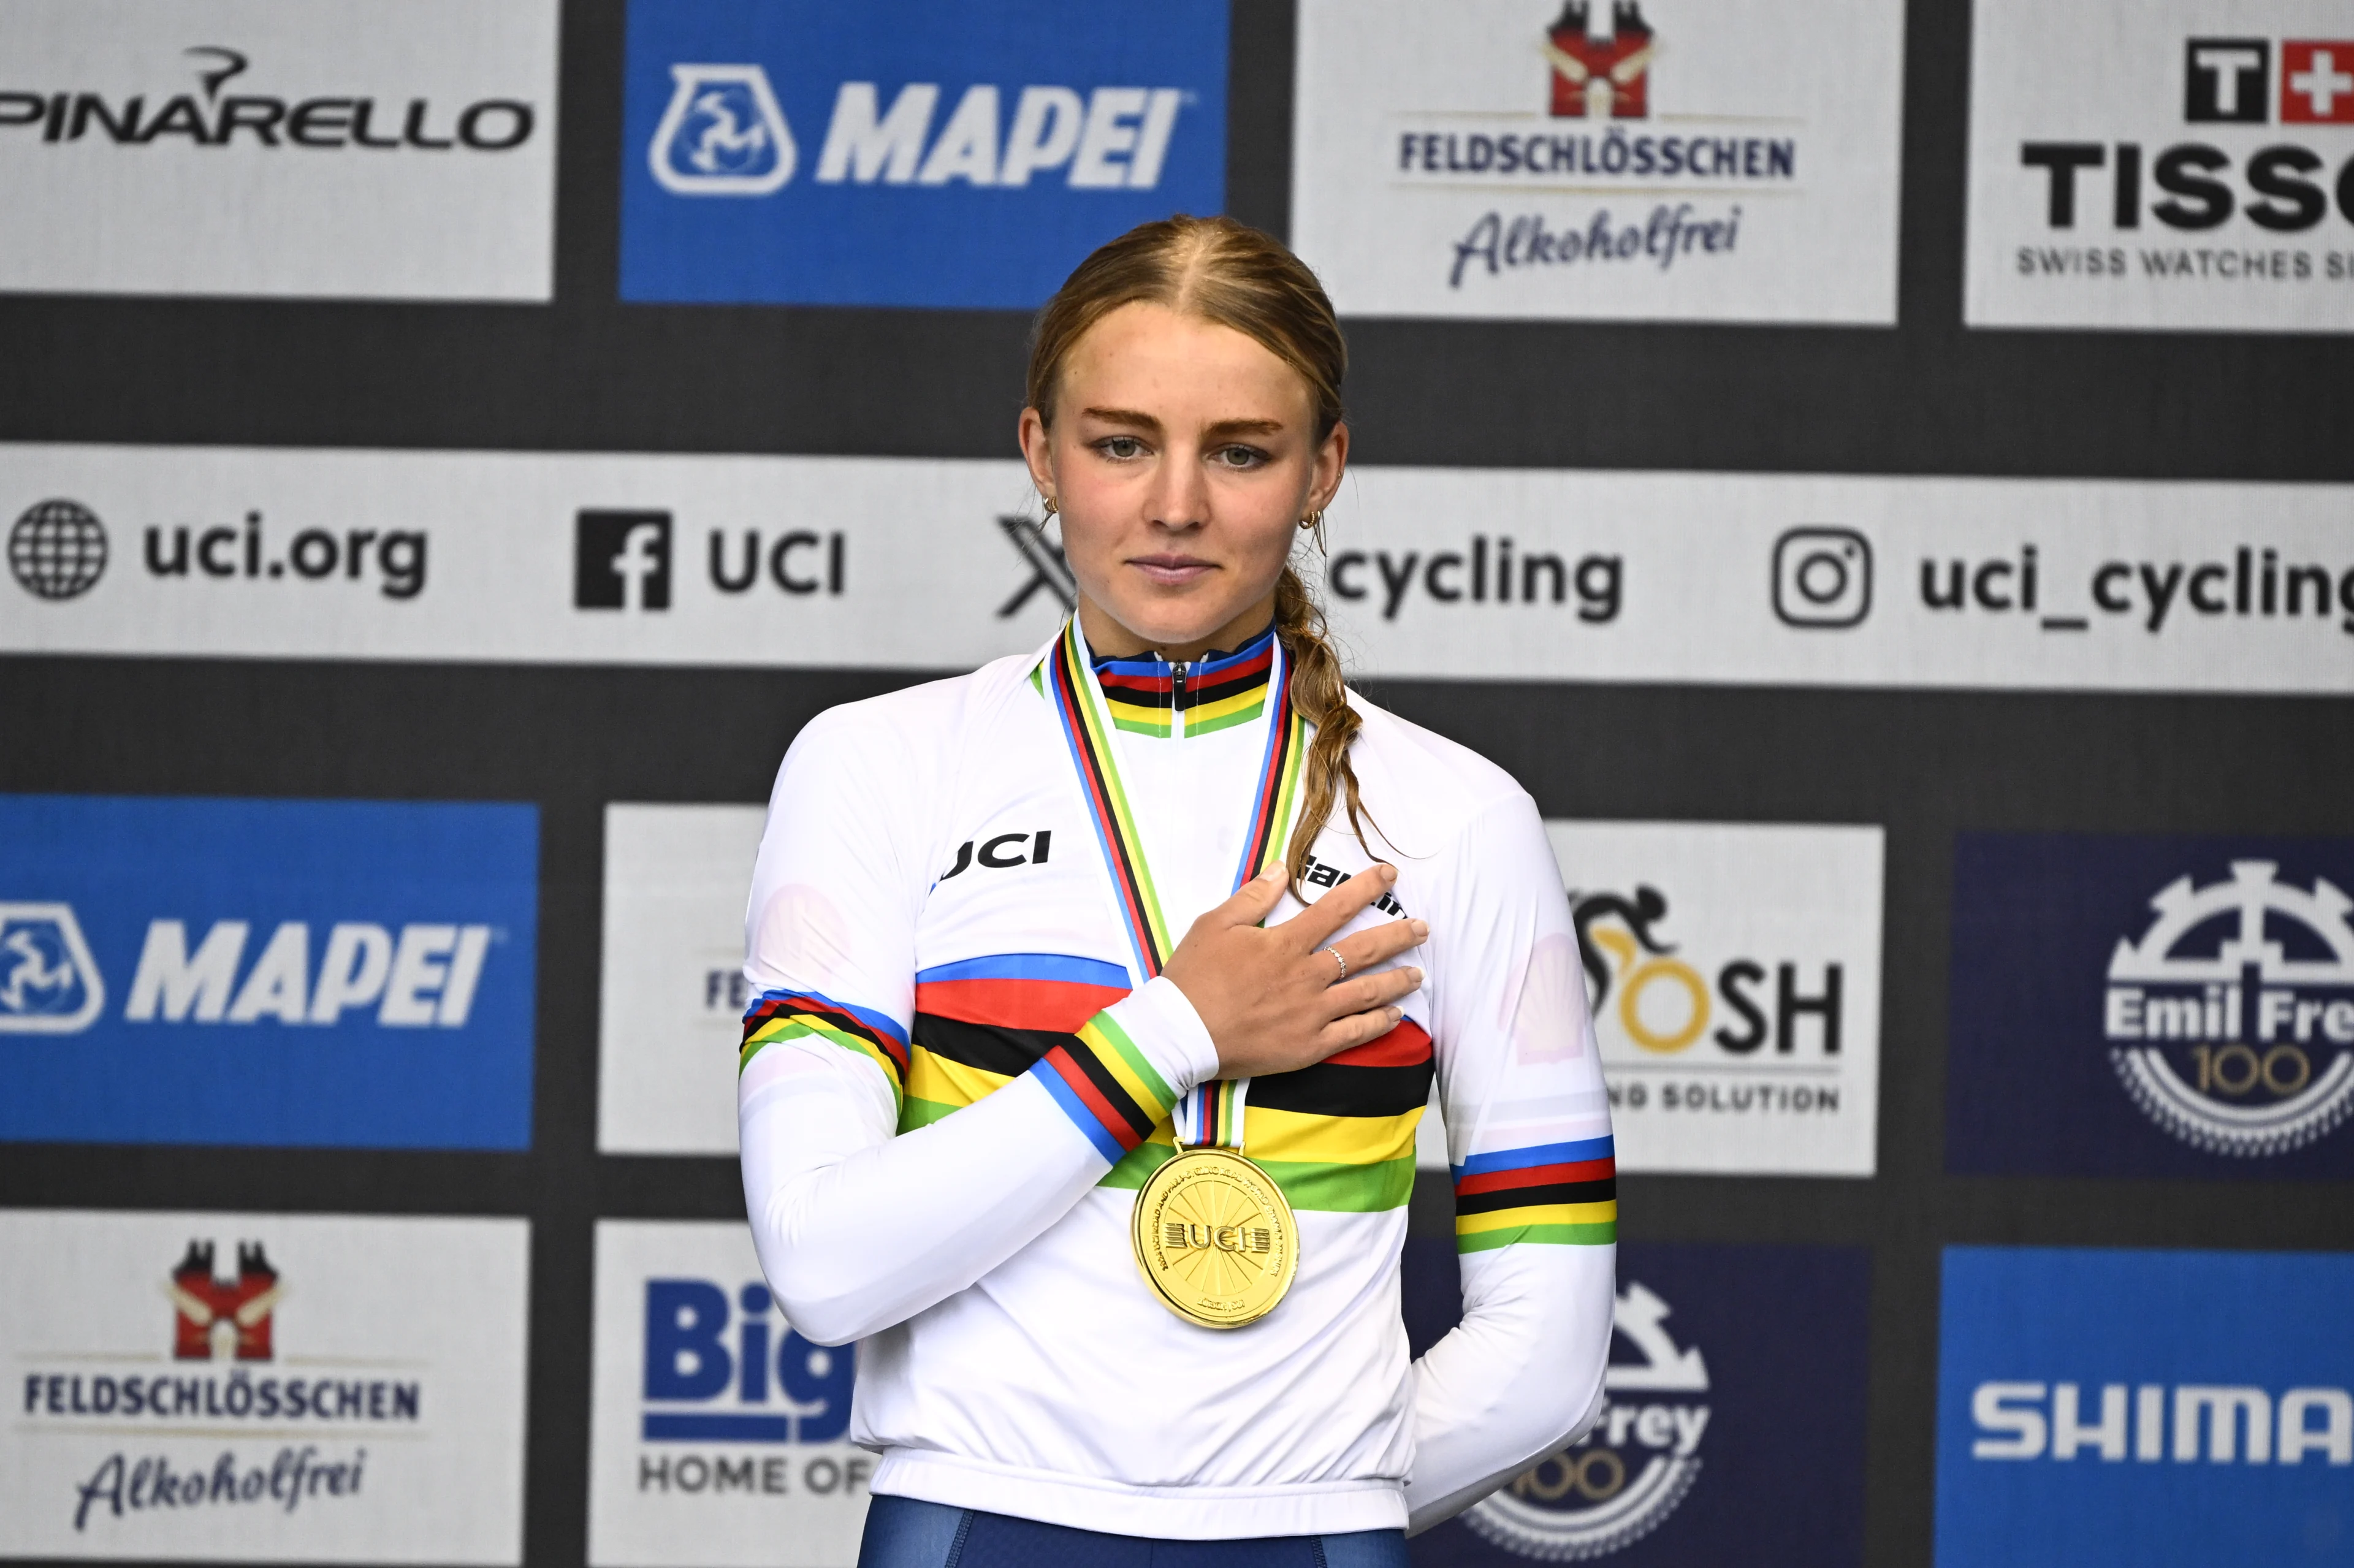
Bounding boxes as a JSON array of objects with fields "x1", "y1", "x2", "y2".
[{"x1": 856, "y1": 1494, "x2": 1411, "y2": 1568}]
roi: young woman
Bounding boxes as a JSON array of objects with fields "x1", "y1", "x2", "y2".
[{"x1": 737, "y1": 216, "x2": 1616, "y2": 1568}]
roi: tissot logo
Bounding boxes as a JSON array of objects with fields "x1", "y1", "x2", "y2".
[
  {"x1": 0, "y1": 45, "x2": 538, "y2": 153},
  {"x1": 2186, "y1": 39, "x2": 2271, "y2": 123},
  {"x1": 577, "y1": 510, "x2": 673, "y2": 611}
]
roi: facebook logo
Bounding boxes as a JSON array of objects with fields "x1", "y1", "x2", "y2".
[{"x1": 576, "y1": 510, "x2": 673, "y2": 611}]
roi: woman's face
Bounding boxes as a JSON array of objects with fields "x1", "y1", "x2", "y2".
[{"x1": 1019, "y1": 301, "x2": 1347, "y2": 660}]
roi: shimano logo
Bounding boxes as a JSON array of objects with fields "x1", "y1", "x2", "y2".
[
  {"x1": 651, "y1": 65, "x2": 1190, "y2": 196},
  {"x1": 123, "y1": 919, "x2": 495, "y2": 1029},
  {"x1": 1972, "y1": 1380, "x2": 2352, "y2": 1466}
]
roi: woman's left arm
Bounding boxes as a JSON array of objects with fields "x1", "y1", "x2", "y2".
[{"x1": 1403, "y1": 793, "x2": 1618, "y2": 1532}]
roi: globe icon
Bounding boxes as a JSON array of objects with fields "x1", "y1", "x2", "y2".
[{"x1": 8, "y1": 499, "x2": 108, "y2": 601}]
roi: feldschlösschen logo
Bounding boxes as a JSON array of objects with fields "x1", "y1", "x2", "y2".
[
  {"x1": 1465, "y1": 1280, "x2": 1710, "y2": 1560},
  {"x1": 167, "y1": 1240, "x2": 284, "y2": 1361},
  {"x1": 0, "y1": 903, "x2": 107, "y2": 1032},
  {"x1": 7, "y1": 499, "x2": 107, "y2": 601},
  {"x1": 2104, "y1": 860, "x2": 2354, "y2": 1157}
]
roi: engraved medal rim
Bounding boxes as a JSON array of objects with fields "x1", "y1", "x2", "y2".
[{"x1": 1130, "y1": 1145, "x2": 1300, "y2": 1331}]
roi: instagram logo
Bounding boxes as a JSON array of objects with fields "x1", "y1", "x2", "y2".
[{"x1": 1772, "y1": 527, "x2": 1873, "y2": 628}]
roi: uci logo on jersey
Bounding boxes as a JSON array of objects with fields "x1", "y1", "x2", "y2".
[{"x1": 619, "y1": 0, "x2": 1227, "y2": 309}]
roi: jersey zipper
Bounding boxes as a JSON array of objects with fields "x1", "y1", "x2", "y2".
[{"x1": 1171, "y1": 660, "x2": 1188, "y2": 741}]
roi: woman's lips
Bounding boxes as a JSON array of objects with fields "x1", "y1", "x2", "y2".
[{"x1": 1130, "y1": 555, "x2": 1216, "y2": 586}]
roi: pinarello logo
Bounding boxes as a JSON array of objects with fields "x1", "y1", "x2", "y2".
[
  {"x1": 1542, "y1": 1, "x2": 1659, "y2": 120},
  {"x1": 166, "y1": 1240, "x2": 284, "y2": 1362}
]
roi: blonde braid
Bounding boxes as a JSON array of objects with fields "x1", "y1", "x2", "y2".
[{"x1": 1276, "y1": 565, "x2": 1378, "y2": 895}]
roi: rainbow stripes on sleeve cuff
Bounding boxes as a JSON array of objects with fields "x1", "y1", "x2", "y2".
[
  {"x1": 1031, "y1": 1011, "x2": 1181, "y2": 1165},
  {"x1": 1451, "y1": 1135, "x2": 1617, "y2": 1253},
  {"x1": 741, "y1": 988, "x2": 910, "y2": 1108}
]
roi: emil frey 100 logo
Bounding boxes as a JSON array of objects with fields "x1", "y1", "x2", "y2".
[
  {"x1": 1465, "y1": 1281, "x2": 1710, "y2": 1561},
  {"x1": 2103, "y1": 861, "x2": 2354, "y2": 1157}
]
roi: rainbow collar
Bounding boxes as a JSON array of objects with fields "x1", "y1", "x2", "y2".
[
  {"x1": 1087, "y1": 625, "x2": 1277, "y2": 740},
  {"x1": 1045, "y1": 619, "x2": 1305, "y2": 981}
]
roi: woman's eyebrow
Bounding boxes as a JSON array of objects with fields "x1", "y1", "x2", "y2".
[
  {"x1": 1080, "y1": 406, "x2": 1162, "y2": 433},
  {"x1": 1201, "y1": 417, "x2": 1284, "y2": 440}
]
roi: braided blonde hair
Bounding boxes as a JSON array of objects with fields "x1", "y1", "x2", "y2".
[{"x1": 1027, "y1": 215, "x2": 1375, "y2": 889}]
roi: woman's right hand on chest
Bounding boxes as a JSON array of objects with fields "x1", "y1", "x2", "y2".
[{"x1": 1160, "y1": 863, "x2": 1427, "y2": 1079}]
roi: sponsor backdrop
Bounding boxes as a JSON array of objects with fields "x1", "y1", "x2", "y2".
[{"x1": 1, "y1": 1, "x2": 2348, "y2": 1568}]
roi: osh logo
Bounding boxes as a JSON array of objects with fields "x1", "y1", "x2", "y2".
[
  {"x1": 0, "y1": 903, "x2": 105, "y2": 1033},
  {"x1": 1466, "y1": 1280, "x2": 1710, "y2": 1560},
  {"x1": 167, "y1": 1240, "x2": 283, "y2": 1362},
  {"x1": 1572, "y1": 886, "x2": 1845, "y2": 1065},
  {"x1": 649, "y1": 66, "x2": 795, "y2": 194},
  {"x1": 2103, "y1": 860, "x2": 2354, "y2": 1157},
  {"x1": 1542, "y1": 2, "x2": 1659, "y2": 120},
  {"x1": 7, "y1": 499, "x2": 108, "y2": 602}
]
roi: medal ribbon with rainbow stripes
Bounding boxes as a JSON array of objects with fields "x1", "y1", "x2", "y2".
[{"x1": 1045, "y1": 617, "x2": 1310, "y2": 1326}]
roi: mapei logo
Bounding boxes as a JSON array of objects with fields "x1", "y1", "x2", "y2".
[
  {"x1": 120, "y1": 918, "x2": 496, "y2": 1031},
  {"x1": 167, "y1": 1239, "x2": 282, "y2": 1362},
  {"x1": 2102, "y1": 860, "x2": 2354, "y2": 1157},
  {"x1": 0, "y1": 904, "x2": 106, "y2": 1033},
  {"x1": 1543, "y1": 1, "x2": 1659, "y2": 120},
  {"x1": 1465, "y1": 1279, "x2": 1710, "y2": 1559},
  {"x1": 649, "y1": 64, "x2": 1190, "y2": 197}
]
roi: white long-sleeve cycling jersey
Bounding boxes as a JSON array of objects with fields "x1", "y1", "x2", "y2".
[{"x1": 736, "y1": 620, "x2": 1616, "y2": 1540}]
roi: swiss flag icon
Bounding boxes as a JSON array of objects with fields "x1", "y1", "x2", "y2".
[{"x1": 2281, "y1": 40, "x2": 2354, "y2": 123}]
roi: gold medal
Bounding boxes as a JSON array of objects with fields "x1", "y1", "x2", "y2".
[{"x1": 1131, "y1": 1146, "x2": 1299, "y2": 1330}]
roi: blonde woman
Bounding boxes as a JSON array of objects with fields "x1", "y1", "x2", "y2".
[{"x1": 737, "y1": 216, "x2": 1616, "y2": 1568}]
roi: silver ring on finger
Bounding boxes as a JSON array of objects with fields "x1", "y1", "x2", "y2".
[{"x1": 1325, "y1": 946, "x2": 1347, "y2": 983}]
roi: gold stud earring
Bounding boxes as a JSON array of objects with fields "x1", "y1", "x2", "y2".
[
  {"x1": 1042, "y1": 496, "x2": 1058, "y2": 517},
  {"x1": 1297, "y1": 509, "x2": 1324, "y2": 532}
]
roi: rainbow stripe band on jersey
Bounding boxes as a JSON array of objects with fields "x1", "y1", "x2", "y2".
[
  {"x1": 741, "y1": 989, "x2": 912, "y2": 1109},
  {"x1": 1035, "y1": 1013, "x2": 1181, "y2": 1163},
  {"x1": 1091, "y1": 628, "x2": 1278, "y2": 739},
  {"x1": 1450, "y1": 1134, "x2": 1618, "y2": 1253}
]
